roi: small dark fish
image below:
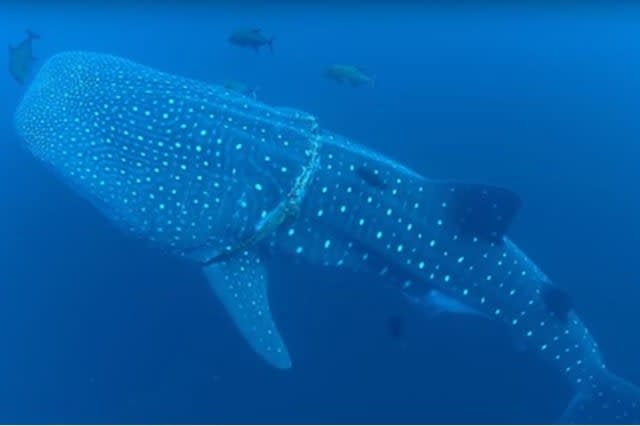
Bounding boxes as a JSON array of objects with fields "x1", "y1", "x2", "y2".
[
  {"x1": 228, "y1": 29, "x2": 275, "y2": 54},
  {"x1": 386, "y1": 314, "x2": 405, "y2": 339},
  {"x1": 223, "y1": 80, "x2": 258, "y2": 99},
  {"x1": 356, "y1": 166, "x2": 387, "y2": 189},
  {"x1": 324, "y1": 64, "x2": 375, "y2": 88},
  {"x1": 9, "y1": 29, "x2": 40, "y2": 85}
]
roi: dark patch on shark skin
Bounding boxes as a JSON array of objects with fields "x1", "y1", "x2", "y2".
[
  {"x1": 542, "y1": 285, "x2": 573, "y2": 321},
  {"x1": 356, "y1": 166, "x2": 387, "y2": 189}
]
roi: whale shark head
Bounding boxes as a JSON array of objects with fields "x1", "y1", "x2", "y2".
[
  {"x1": 14, "y1": 51, "x2": 325, "y2": 369},
  {"x1": 15, "y1": 51, "x2": 320, "y2": 257}
]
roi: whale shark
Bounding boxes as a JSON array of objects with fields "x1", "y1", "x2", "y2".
[{"x1": 14, "y1": 51, "x2": 640, "y2": 424}]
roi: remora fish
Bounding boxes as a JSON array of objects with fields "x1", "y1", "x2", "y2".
[
  {"x1": 8, "y1": 29, "x2": 40, "y2": 84},
  {"x1": 324, "y1": 64, "x2": 375, "y2": 87},
  {"x1": 223, "y1": 80, "x2": 258, "y2": 99},
  {"x1": 14, "y1": 51, "x2": 640, "y2": 424}
]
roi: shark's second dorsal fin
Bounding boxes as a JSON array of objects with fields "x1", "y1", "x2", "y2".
[
  {"x1": 430, "y1": 181, "x2": 521, "y2": 243},
  {"x1": 204, "y1": 249, "x2": 291, "y2": 369}
]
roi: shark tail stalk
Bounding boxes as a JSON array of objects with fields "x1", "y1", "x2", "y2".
[{"x1": 561, "y1": 371, "x2": 640, "y2": 424}]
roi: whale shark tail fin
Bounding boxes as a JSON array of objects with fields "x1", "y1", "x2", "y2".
[{"x1": 560, "y1": 372, "x2": 640, "y2": 424}]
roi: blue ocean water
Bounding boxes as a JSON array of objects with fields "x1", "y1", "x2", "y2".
[{"x1": 2, "y1": 2, "x2": 640, "y2": 423}]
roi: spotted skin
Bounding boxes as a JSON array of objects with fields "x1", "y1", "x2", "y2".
[
  {"x1": 15, "y1": 51, "x2": 319, "y2": 369},
  {"x1": 272, "y1": 133, "x2": 606, "y2": 384},
  {"x1": 16, "y1": 52, "x2": 318, "y2": 258},
  {"x1": 15, "y1": 52, "x2": 640, "y2": 423},
  {"x1": 268, "y1": 135, "x2": 640, "y2": 423},
  {"x1": 204, "y1": 249, "x2": 291, "y2": 369}
]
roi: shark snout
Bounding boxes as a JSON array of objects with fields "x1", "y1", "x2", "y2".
[{"x1": 15, "y1": 52, "x2": 111, "y2": 166}]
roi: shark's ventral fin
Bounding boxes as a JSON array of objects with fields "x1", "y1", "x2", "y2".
[
  {"x1": 432, "y1": 182, "x2": 521, "y2": 243},
  {"x1": 406, "y1": 289, "x2": 487, "y2": 319},
  {"x1": 204, "y1": 250, "x2": 291, "y2": 369}
]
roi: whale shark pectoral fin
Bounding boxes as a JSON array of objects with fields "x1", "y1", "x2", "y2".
[
  {"x1": 431, "y1": 182, "x2": 521, "y2": 243},
  {"x1": 203, "y1": 249, "x2": 292, "y2": 370}
]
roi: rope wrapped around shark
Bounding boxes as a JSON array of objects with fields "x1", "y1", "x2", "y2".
[{"x1": 200, "y1": 119, "x2": 322, "y2": 266}]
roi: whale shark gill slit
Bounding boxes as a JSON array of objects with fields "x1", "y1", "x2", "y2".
[{"x1": 201, "y1": 120, "x2": 321, "y2": 267}]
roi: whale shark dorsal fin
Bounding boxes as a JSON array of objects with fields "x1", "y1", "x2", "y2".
[
  {"x1": 204, "y1": 249, "x2": 292, "y2": 369},
  {"x1": 430, "y1": 182, "x2": 521, "y2": 243}
]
